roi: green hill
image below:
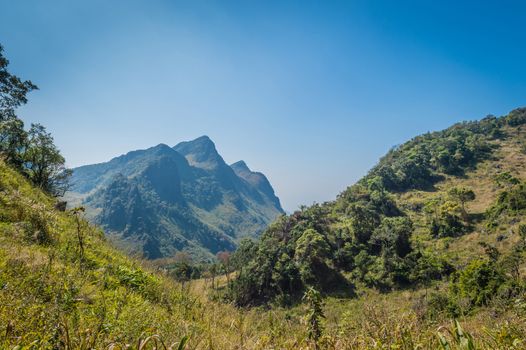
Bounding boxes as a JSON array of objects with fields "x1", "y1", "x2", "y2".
[
  {"x1": 66, "y1": 137, "x2": 283, "y2": 260},
  {"x1": 226, "y1": 109, "x2": 526, "y2": 310}
]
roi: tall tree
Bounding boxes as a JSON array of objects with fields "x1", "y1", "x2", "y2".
[
  {"x1": 0, "y1": 116, "x2": 26, "y2": 169},
  {"x1": 24, "y1": 123, "x2": 71, "y2": 196},
  {"x1": 0, "y1": 44, "x2": 37, "y2": 169},
  {"x1": 217, "y1": 251, "x2": 232, "y2": 283}
]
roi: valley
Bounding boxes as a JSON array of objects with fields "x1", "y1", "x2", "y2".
[{"x1": 1, "y1": 3, "x2": 526, "y2": 347}]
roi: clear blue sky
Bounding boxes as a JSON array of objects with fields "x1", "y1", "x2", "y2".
[{"x1": 1, "y1": 0, "x2": 525, "y2": 211}]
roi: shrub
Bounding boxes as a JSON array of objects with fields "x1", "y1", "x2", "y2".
[{"x1": 456, "y1": 259, "x2": 505, "y2": 307}]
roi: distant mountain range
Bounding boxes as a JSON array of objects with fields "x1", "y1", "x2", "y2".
[{"x1": 66, "y1": 136, "x2": 284, "y2": 260}]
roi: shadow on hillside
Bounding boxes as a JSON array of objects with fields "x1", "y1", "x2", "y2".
[
  {"x1": 318, "y1": 265, "x2": 356, "y2": 299},
  {"x1": 468, "y1": 212, "x2": 486, "y2": 225},
  {"x1": 410, "y1": 174, "x2": 445, "y2": 193},
  {"x1": 273, "y1": 267, "x2": 357, "y2": 308}
]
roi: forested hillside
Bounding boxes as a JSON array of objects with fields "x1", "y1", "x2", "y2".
[
  {"x1": 226, "y1": 109, "x2": 526, "y2": 312},
  {"x1": 66, "y1": 137, "x2": 283, "y2": 260}
]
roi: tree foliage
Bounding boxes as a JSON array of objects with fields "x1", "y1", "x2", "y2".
[
  {"x1": 487, "y1": 180, "x2": 526, "y2": 227},
  {"x1": 25, "y1": 123, "x2": 72, "y2": 196},
  {"x1": 0, "y1": 45, "x2": 37, "y2": 116},
  {"x1": 448, "y1": 186, "x2": 475, "y2": 221},
  {"x1": 0, "y1": 44, "x2": 70, "y2": 196},
  {"x1": 295, "y1": 228, "x2": 330, "y2": 285}
]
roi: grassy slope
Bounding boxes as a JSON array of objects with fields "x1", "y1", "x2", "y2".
[
  {"x1": 0, "y1": 161, "x2": 243, "y2": 349},
  {"x1": 401, "y1": 124, "x2": 526, "y2": 265},
  {"x1": 1, "y1": 125, "x2": 526, "y2": 349}
]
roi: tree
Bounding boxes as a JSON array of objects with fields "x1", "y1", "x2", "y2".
[
  {"x1": 24, "y1": 123, "x2": 71, "y2": 196},
  {"x1": 209, "y1": 263, "x2": 219, "y2": 290},
  {"x1": 369, "y1": 216, "x2": 413, "y2": 257},
  {"x1": 171, "y1": 252, "x2": 195, "y2": 286},
  {"x1": 346, "y1": 203, "x2": 379, "y2": 244},
  {"x1": 295, "y1": 229, "x2": 329, "y2": 285},
  {"x1": 0, "y1": 44, "x2": 36, "y2": 169},
  {"x1": 0, "y1": 45, "x2": 70, "y2": 195},
  {"x1": 230, "y1": 238, "x2": 257, "y2": 274},
  {"x1": 448, "y1": 187, "x2": 475, "y2": 222},
  {"x1": 409, "y1": 251, "x2": 453, "y2": 297},
  {"x1": 426, "y1": 196, "x2": 467, "y2": 238},
  {"x1": 456, "y1": 259, "x2": 505, "y2": 306},
  {"x1": 0, "y1": 44, "x2": 37, "y2": 117},
  {"x1": 0, "y1": 116, "x2": 27, "y2": 169},
  {"x1": 217, "y1": 251, "x2": 232, "y2": 284}
]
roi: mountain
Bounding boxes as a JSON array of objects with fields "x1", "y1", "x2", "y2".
[{"x1": 66, "y1": 136, "x2": 284, "y2": 260}]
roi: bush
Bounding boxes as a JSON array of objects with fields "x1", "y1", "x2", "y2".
[
  {"x1": 456, "y1": 259, "x2": 505, "y2": 306},
  {"x1": 426, "y1": 292, "x2": 460, "y2": 319},
  {"x1": 486, "y1": 181, "x2": 526, "y2": 225}
]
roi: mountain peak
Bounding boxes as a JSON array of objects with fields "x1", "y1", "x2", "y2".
[
  {"x1": 230, "y1": 160, "x2": 283, "y2": 212},
  {"x1": 173, "y1": 135, "x2": 216, "y2": 151},
  {"x1": 181, "y1": 135, "x2": 215, "y2": 149},
  {"x1": 149, "y1": 143, "x2": 175, "y2": 154},
  {"x1": 151, "y1": 143, "x2": 171, "y2": 149},
  {"x1": 231, "y1": 160, "x2": 250, "y2": 172},
  {"x1": 174, "y1": 136, "x2": 224, "y2": 170},
  {"x1": 194, "y1": 135, "x2": 213, "y2": 142}
]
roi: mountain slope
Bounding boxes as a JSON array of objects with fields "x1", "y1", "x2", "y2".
[
  {"x1": 231, "y1": 160, "x2": 282, "y2": 209},
  {"x1": 0, "y1": 160, "x2": 188, "y2": 347},
  {"x1": 66, "y1": 136, "x2": 284, "y2": 260},
  {"x1": 227, "y1": 108, "x2": 526, "y2": 314}
]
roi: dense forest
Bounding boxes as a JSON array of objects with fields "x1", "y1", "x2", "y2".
[{"x1": 1, "y1": 44, "x2": 526, "y2": 349}]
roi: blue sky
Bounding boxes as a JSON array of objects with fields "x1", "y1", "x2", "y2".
[{"x1": 1, "y1": 0, "x2": 525, "y2": 211}]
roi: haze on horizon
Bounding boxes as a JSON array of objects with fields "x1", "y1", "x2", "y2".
[{"x1": 1, "y1": 0, "x2": 525, "y2": 211}]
